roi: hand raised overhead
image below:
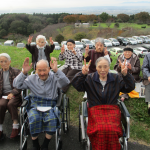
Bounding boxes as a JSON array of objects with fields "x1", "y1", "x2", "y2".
[
  {"x1": 50, "y1": 57, "x2": 58, "y2": 73},
  {"x1": 121, "y1": 59, "x2": 128, "y2": 76},
  {"x1": 28, "y1": 35, "x2": 33, "y2": 44},
  {"x1": 22, "y1": 57, "x2": 32, "y2": 75},
  {"x1": 49, "y1": 37, "x2": 53, "y2": 45},
  {"x1": 61, "y1": 45, "x2": 65, "y2": 54},
  {"x1": 82, "y1": 59, "x2": 91, "y2": 75}
]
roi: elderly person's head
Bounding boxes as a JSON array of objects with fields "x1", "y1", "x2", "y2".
[
  {"x1": 96, "y1": 57, "x2": 110, "y2": 80},
  {"x1": 95, "y1": 37, "x2": 104, "y2": 53},
  {"x1": 123, "y1": 47, "x2": 133, "y2": 59},
  {"x1": 36, "y1": 35, "x2": 46, "y2": 48},
  {"x1": 0, "y1": 53, "x2": 11, "y2": 71},
  {"x1": 36, "y1": 59, "x2": 50, "y2": 81},
  {"x1": 66, "y1": 39, "x2": 75, "y2": 50}
]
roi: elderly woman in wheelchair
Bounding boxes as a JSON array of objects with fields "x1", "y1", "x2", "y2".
[
  {"x1": 13, "y1": 57, "x2": 70, "y2": 150},
  {"x1": 72, "y1": 57, "x2": 135, "y2": 150}
]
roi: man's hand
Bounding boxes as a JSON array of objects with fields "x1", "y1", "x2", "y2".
[
  {"x1": 28, "y1": 35, "x2": 33, "y2": 44},
  {"x1": 85, "y1": 45, "x2": 89, "y2": 57},
  {"x1": 104, "y1": 47, "x2": 108, "y2": 55},
  {"x1": 61, "y1": 45, "x2": 65, "y2": 54},
  {"x1": 22, "y1": 58, "x2": 32, "y2": 75},
  {"x1": 50, "y1": 57, "x2": 58, "y2": 73},
  {"x1": 49, "y1": 37, "x2": 53, "y2": 45},
  {"x1": 7, "y1": 93, "x2": 14, "y2": 100},
  {"x1": 118, "y1": 60, "x2": 122, "y2": 67},
  {"x1": 148, "y1": 76, "x2": 150, "y2": 82},
  {"x1": 127, "y1": 63, "x2": 132, "y2": 70},
  {"x1": 121, "y1": 59, "x2": 128, "y2": 76},
  {"x1": 82, "y1": 59, "x2": 91, "y2": 75}
]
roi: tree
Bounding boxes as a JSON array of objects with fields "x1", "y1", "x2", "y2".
[
  {"x1": 0, "y1": 29, "x2": 7, "y2": 38},
  {"x1": 74, "y1": 32, "x2": 86, "y2": 41},
  {"x1": 55, "y1": 34, "x2": 64, "y2": 44},
  {"x1": 135, "y1": 12, "x2": 149, "y2": 23},
  {"x1": 63, "y1": 15, "x2": 79, "y2": 24},
  {"x1": 7, "y1": 34, "x2": 25, "y2": 45},
  {"x1": 99, "y1": 12, "x2": 109, "y2": 22},
  {"x1": 117, "y1": 14, "x2": 129, "y2": 22}
]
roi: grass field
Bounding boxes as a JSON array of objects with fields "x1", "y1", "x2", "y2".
[{"x1": 0, "y1": 45, "x2": 150, "y2": 145}]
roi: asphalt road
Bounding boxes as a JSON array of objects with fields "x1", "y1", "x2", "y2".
[{"x1": 1, "y1": 113, "x2": 150, "y2": 150}]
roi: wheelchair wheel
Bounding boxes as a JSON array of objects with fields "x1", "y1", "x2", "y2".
[
  {"x1": 79, "y1": 105, "x2": 82, "y2": 142},
  {"x1": 55, "y1": 129, "x2": 62, "y2": 150},
  {"x1": 62, "y1": 96, "x2": 70, "y2": 133}
]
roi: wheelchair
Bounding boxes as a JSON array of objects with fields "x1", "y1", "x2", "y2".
[
  {"x1": 79, "y1": 98, "x2": 130, "y2": 150},
  {"x1": 19, "y1": 70, "x2": 70, "y2": 150}
]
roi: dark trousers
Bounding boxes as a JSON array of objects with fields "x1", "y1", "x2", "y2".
[
  {"x1": 0, "y1": 93, "x2": 21, "y2": 124},
  {"x1": 62, "y1": 66, "x2": 81, "y2": 93}
]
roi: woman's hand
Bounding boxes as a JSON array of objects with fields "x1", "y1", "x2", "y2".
[
  {"x1": 7, "y1": 93, "x2": 14, "y2": 100},
  {"x1": 50, "y1": 57, "x2": 58, "y2": 73},
  {"x1": 49, "y1": 37, "x2": 53, "y2": 45},
  {"x1": 82, "y1": 59, "x2": 91, "y2": 75},
  {"x1": 104, "y1": 47, "x2": 108, "y2": 55},
  {"x1": 28, "y1": 35, "x2": 33, "y2": 44},
  {"x1": 121, "y1": 59, "x2": 128, "y2": 76},
  {"x1": 61, "y1": 45, "x2": 65, "y2": 54},
  {"x1": 22, "y1": 58, "x2": 32, "y2": 75}
]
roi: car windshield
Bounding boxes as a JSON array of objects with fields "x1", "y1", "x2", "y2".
[
  {"x1": 137, "y1": 37, "x2": 142, "y2": 40},
  {"x1": 104, "y1": 40, "x2": 110, "y2": 43},
  {"x1": 75, "y1": 42, "x2": 82, "y2": 45},
  {"x1": 143, "y1": 50, "x2": 148, "y2": 52}
]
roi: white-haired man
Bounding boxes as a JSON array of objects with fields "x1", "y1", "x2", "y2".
[
  {"x1": 13, "y1": 57, "x2": 70, "y2": 150},
  {"x1": 26, "y1": 35, "x2": 55, "y2": 69}
]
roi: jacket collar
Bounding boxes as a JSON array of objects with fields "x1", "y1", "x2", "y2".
[{"x1": 93, "y1": 71, "x2": 115, "y2": 84}]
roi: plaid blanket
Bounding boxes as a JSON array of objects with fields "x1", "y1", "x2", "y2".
[
  {"x1": 87, "y1": 105, "x2": 123, "y2": 150},
  {"x1": 25, "y1": 95, "x2": 60, "y2": 135}
]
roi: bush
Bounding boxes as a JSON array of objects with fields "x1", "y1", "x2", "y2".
[
  {"x1": 74, "y1": 32, "x2": 87, "y2": 41},
  {"x1": 147, "y1": 23, "x2": 150, "y2": 26},
  {"x1": 55, "y1": 34, "x2": 64, "y2": 44},
  {"x1": 114, "y1": 22, "x2": 119, "y2": 28}
]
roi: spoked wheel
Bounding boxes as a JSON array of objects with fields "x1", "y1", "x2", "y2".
[
  {"x1": 22, "y1": 141, "x2": 27, "y2": 150},
  {"x1": 56, "y1": 129, "x2": 62, "y2": 150},
  {"x1": 79, "y1": 105, "x2": 82, "y2": 142},
  {"x1": 62, "y1": 95, "x2": 70, "y2": 133}
]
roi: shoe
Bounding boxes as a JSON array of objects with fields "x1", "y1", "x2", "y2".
[
  {"x1": 10, "y1": 128, "x2": 20, "y2": 138},
  {"x1": 0, "y1": 131, "x2": 5, "y2": 141}
]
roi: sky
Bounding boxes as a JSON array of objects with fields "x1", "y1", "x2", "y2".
[{"x1": 0, "y1": 0, "x2": 150, "y2": 13}]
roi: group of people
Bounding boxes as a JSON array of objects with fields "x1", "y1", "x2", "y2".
[{"x1": 0, "y1": 34, "x2": 149, "y2": 150}]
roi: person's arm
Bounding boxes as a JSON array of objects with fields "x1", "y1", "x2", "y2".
[
  {"x1": 114, "y1": 56, "x2": 121, "y2": 73},
  {"x1": 74, "y1": 48, "x2": 83, "y2": 61},
  {"x1": 25, "y1": 44, "x2": 34, "y2": 54},
  {"x1": 46, "y1": 44, "x2": 55, "y2": 53},
  {"x1": 142, "y1": 54, "x2": 150, "y2": 78},
  {"x1": 59, "y1": 51, "x2": 66, "y2": 61},
  {"x1": 130, "y1": 58, "x2": 140, "y2": 74}
]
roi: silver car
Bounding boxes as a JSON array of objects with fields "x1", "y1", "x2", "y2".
[
  {"x1": 132, "y1": 36, "x2": 143, "y2": 44},
  {"x1": 104, "y1": 39, "x2": 112, "y2": 47},
  {"x1": 127, "y1": 38, "x2": 137, "y2": 45},
  {"x1": 140, "y1": 36, "x2": 150, "y2": 44},
  {"x1": 133, "y1": 47, "x2": 148, "y2": 58},
  {"x1": 109, "y1": 38, "x2": 120, "y2": 46},
  {"x1": 53, "y1": 42, "x2": 60, "y2": 50},
  {"x1": 75, "y1": 41, "x2": 84, "y2": 50}
]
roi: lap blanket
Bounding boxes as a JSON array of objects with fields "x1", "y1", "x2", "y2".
[
  {"x1": 25, "y1": 95, "x2": 60, "y2": 135},
  {"x1": 87, "y1": 105, "x2": 123, "y2": 150}
]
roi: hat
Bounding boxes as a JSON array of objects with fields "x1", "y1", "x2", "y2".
[
  {"x1": 66, "y1": 39, "x2": 75, "y2": 44},
  {"x1": 123, "y1": 47, "x2": 133, "y2": 52}
]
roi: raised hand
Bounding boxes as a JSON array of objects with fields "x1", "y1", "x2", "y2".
[
  {"x1": 104, "y1": 47, "x2": 108, "y2": 55},
  {"x1": 22, "y1": 57, "x2": 32, "y2": 75},
  {"x1": 82, "y1": 59, "x2": 91, "y2": 75},
  {"x1": 85, "y1": 45, "x2": 89, "y2": 55},
  {"x1": 118, "y1": 60, "x2": 122, "y2": 67},
  {"x1": 121, "y1": 59, "x2": 128, "y2": 76},
  {"x1": 127, "y1": 62, "x2": 132, "y2": 70},
  {"x1": 49, "y1": 37, "x2": 53, "y2": 45},
  {"x1": 72, "y1": 48, "x2": 76, "y2": 55},
  {"x1": 28, "y1": 35, "x2": 33, "y2": 44},
  {"x1": 50, "y1": 57, "x2": 58, "y2": 73},
  {"x1": 61, "y1": 45, "x2": 65, "y2": 54}
]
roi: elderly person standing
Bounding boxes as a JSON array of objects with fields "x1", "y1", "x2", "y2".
[
  {"x1": 114, "y1": 46, "x2": 141, "y2": 101},
  {"x1": 0, "y1": 53, "x2": 21, "y2": 140},
  {"x1": 59, "y1": 39, "x2": 83, "y2": 93},
  {"x1": 72, "y1": 57, "x2": 135, "y2": 150},
  {"x1": 26, "y1": 35, "x2": 55, "y2": 69},
  {"x1": 13, "y1": 57, "x2": 69, "y2": 150},
  {"x1": 84, "y1": 37, "x2": 111, "y2": 74}
]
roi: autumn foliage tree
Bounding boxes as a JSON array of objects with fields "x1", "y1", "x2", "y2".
[
  {"x1": 135, "y1": 12, "x2": 150, "y2": 23},
  {"x1": 117, "y1": 14, "x2": 130, "y2": 22},
  {"x1": 63, "y1": 15, "x2": 79, "y2": 23}
]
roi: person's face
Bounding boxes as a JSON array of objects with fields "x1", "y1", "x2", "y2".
[
  {"x1": 37, "y1": 38, "x2": 46, "y2": 48},
  {"x1": 95, "y1": 42, "x2": 104, "y2": 52},
  {"x1": 96, "y1": 60, "x2": 110, "y2": 79},
  {"x1": 123, "y1": 51, "x2": 133, "y2": 59},
  {"x1": 0, "y1": 56, "x2": 11, "y2": 71},
  {"x1": 67, "y1": 42, "x2": 75, "y2": 50},
  {"x1": 36, "y1": 62, "x2": 50, "y2": 81}
]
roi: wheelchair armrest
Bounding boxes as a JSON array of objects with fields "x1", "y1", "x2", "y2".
[{"x1": 21, "y1": 100, "x2": 28, "y2": 107}]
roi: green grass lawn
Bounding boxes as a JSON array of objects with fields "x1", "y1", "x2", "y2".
[{"x1": 0, "y1": 45, "x2": 149, "y2": 144}]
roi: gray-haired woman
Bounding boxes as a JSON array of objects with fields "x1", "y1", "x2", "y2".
[{"x1": 0, "y1": 53, "x2": 21, "y2": 140}]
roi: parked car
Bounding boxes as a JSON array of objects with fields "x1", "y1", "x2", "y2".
[
  {"x1": 91, "y1": 39, "x2": 95, "y2": 45},
  {"x1": 53, "y1": 42, "x2": 61, "y2": 50},
  {"x1": 147, "y1": 35, "x2": 150, "y2": 38},
  {"x1": 133, "y1": 47, "x2": 148, "y2": 58},
  {"x1": 4, "y1": 40, "x2": 14, "y2": 46},
  {"x1": 61, "y1": 41, "x2": 67, "y2": 49},
  {"x1": 109, "y1": 47, "x2": 123, "y2": 56},
  {"x1": 75, "y1": 41, "x2": 84, "y2": 50},
  {"x1": 17, "y1": 43, "x2": 25, "y2": 48},
  {"x1": 30, "y1": 42, "x2": 36, "y2": 46},
  {"x1": 140, "y1": 36, "x2": 150, "y2": 44},
  {"x1": 142, "y1": 44, "x2": 150, "y2": 52},
  {"x1": 126, "y1": 37, "x2": 137, "y2": 45},
  {"x1": 132, "y1": 36, "x2": 143, "y2": 44},
  {"x1": 81, "y1": 39, "x2": 94, "y2": 49},
  {"x1": 117, "y1": 37, "x2": 128, "y2": 46},
  {"x1": 104, "y1": 39, "x2": 112, "y2": 47},
  {"x1": 109, "y1": 38, "x2": 120, "y2": 46}
]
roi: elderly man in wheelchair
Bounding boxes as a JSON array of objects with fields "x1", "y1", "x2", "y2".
[
  {"x1": 13, "y1": 57, "x2": 70, "y2": 150},
  {"x1": 72, "y1": 57, "x2": 135, "y2": 150}
]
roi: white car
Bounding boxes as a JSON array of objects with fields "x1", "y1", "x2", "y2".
[
  {"x1": 75, "y1": 41, "x2": 84, "y2": 50},
  {"x1": 126, "y1": 38, "x2": 137, "y2": 45},
  {"x1": 53, "y1": 42, "x2": 60, "y2": 50},
  {"x1": 132, "y1": 36, "x2": 143, "y2": 44},
  {"x1": 30, "y1": 42, "x2": 36, "y2": 46},
  {"x1": 109, "y1": 38, "x2": 120, "y2": 46},
  {"x1": 133, "y1": 47, "x2": 148, "y2": 58},
  {"x1": 140, "y1": 36, "x2": 150, "y2": 44},
  {"x1": 91, "y1": 40, "x2": 95, "y2": 45},
  {"x1": 104, "y1": 39, "x2": 112, "y2": 47},
  {"x1": 17, "y1": 43, "x2": 25, "y2": 48},
  {"x1": 147, "y1": 35, "x2": 150, "y2": 38},
  {"x1": 61, "y1": 41, "x2": 67, "y2": 49},
  {"x1": 81, "y1": 39, "x2": 94, "y2": 49}
]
